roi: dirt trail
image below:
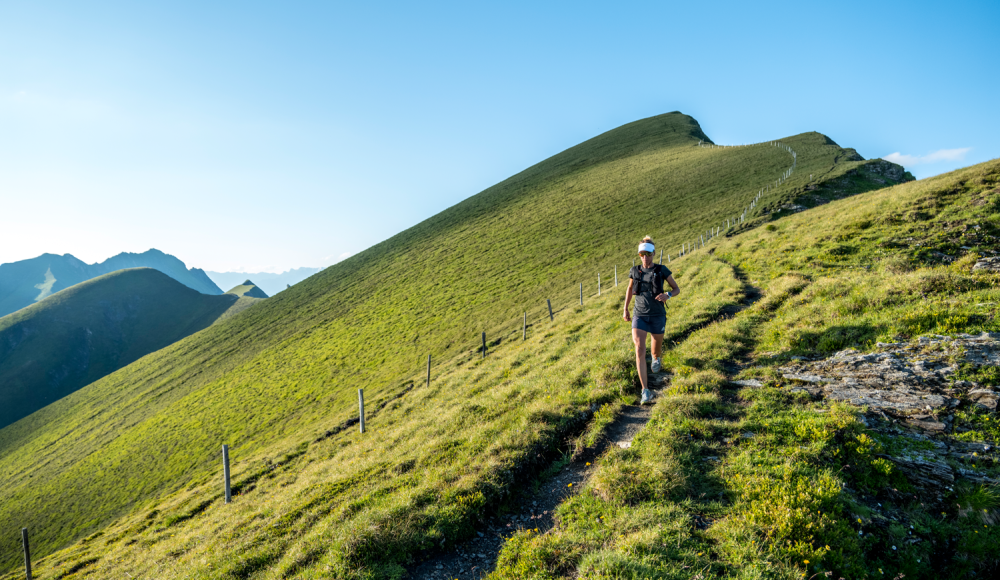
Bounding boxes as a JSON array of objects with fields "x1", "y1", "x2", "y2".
[{"x1": 406, "y1": 390, "x2": 659, "y2": 579}]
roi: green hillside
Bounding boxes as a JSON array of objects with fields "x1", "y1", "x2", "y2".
[
  {"x1": 214, "y1": 281, "x2": 269, "y2": 323},
  {"x1": 0, "y1": 113, "x2": 910, "y2": 573},
  {"x1": 12, "y1": 156, "x2": 999, "y2": 579},
  {"x1": 489, "y1": 159, "x2": 1000, "y2": 580},
  {"x1": 0, "y1": 268, "x2": 238, "y2": 430}
]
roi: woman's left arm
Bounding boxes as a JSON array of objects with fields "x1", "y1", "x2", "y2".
[{"x1": 657, "y1": 275, "x2": 680, "y2": 302}]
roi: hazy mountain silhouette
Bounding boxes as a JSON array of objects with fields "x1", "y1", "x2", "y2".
[{"x1": 0, "y1": 249, "x2": 223, "y2": 318}]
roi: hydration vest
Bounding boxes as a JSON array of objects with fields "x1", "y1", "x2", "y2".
[{"x1": 630, "y1": 265, "x2": 665, "y2": 297}]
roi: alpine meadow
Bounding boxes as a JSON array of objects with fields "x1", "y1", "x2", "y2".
[{"x1": 2, "y1": 112, "x2": 998, "y2": 579}]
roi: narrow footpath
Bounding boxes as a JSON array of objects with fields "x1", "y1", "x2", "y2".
[{"x1": 407, "y1": 373, "x2": 662, "y2": 579}]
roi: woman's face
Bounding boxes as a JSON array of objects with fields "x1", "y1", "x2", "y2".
[{"x1": 639, "y1": 251, "x2": 654, "y2": 267}]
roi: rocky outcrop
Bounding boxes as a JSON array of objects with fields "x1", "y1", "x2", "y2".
[
  {"x1": 778, "y1": 333, "x2": 999, "y2": 421},
  {"x1": 973, "y1": 257, "x2": 1000, "y2": 272},
  {"x1": 776, "y1": 333, "x2": 999, "y2": 497},
  {"x1": 859, "y1": 159, "x2": 910, "y2": 184}
]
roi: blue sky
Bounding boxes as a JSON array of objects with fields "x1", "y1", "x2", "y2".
[{"x1": 1, "y1": 0, "x2": 997, "y2": 272}]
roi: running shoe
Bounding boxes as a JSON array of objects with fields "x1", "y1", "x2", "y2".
[
  {"x1": 641, "y1": 389, "x2": 655, "y2": 405},
  {"x1": 651, "y1": 357, "x2": 662, "y2": 373}
]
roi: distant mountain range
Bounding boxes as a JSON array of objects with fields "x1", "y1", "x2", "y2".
[
  {"x1": 0, "y1": 268, "x2": 244, "y2": 430},
  {"x1": 206, "y1": 267, "x2": 322, "y2": 296},
  {"x1": 0, "y1": 249, "x2": 223, "y2": 318}
]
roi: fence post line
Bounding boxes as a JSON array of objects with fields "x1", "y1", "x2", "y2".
[
  {"x1": 222, "y1": 444, "x2": 232, "y2": 504},
  {"x1": 482, "y1": 331, "x2": 487, "y2": 358},
  {"x1": 659, "y1": 249, "x2": 663, "y2": 264},
  {"x1": 426, "y1": 354, "x2": 431, "y2": 388},
  {"x1": 358, "y1": 389, "x2": 365, "y2": 433},
  {"x1": 523, "y1": 312, "x2": 527, "y2": 340},
  {"x1": 547, "y1": 299, "x2": 553, "y2": 321},
  {"x1": 21, "y1": 528, "x2": 31, "y2": 580}
]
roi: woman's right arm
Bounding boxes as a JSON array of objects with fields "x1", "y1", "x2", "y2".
[{"x1": 623, "y1": 279, "x2": 634, "y2": 321}]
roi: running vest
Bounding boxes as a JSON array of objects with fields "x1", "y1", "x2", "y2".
[{"x1": 630, "y1": 264, "x2": 671, "y2": 317}]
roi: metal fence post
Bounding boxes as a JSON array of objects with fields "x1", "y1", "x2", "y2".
[
  {"x1": 222, "y1": 445, "x2": 231, "y2": 504},
  {"x1": 358, "y1": 389, "x2": 365, "y2": 433},
  {"x1": 523, "y1": 312, "x2": 527, "y2": 340},
  {"x1": 547, "y1": 299, "x2": 553, "y2": 321},
  {"x1": 579, "y1": 283, "x2": 583, "y2": 305},
  {"x1": 598, "y1": 274, "x2": 601, "y2": 296},
  {"x1": 21, "y1": 528, "x2": 31, "y2": 580},
  {"x1": 614, "y1": 265, "x2": 618, "y2": 287},
  {"x1": 426, "y1": 354, "x2": 431, "y2": 388}
]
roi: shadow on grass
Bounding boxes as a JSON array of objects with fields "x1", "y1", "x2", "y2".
[{"x1": 793, "y1": 323, "x2": 885, "y2": 354}]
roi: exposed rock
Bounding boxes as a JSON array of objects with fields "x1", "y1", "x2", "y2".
[
  {"x1": 968, "y1": 389, "x2": 999, "y2": 411},
  {"x1": 778, "y1": 336, "x2": 998, "y2": 423},
  {"x1": 973, "y1": 257, "x2": 1000, "y2": 272},
  {"x1": 883, "y1": 454, "x2": 954, "y2": 494},
  {"x1": 776, "y1": 336, "x2": 1000, "y2": 496},
  {"x1": 730, "y1": 379, "x2": 764, "y2": 388},
  {"x1": 783, "y1": 373, "x2": 834, "y2": 384},
  {"x1": 905, "y1": 415, "x2": 948, "y2": 432}
]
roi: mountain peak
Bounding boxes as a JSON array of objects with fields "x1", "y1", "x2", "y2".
[{"x1": 226, "y1": 281, "x2": 269, "y2": 299}]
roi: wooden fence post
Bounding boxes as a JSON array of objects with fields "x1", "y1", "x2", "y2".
[
  {"x1": 482, "y1": 332, "x2": 487, "y2": 358},
  {"x1": 579, "y1": 283, "x2": 583, "y2": 305},
  {"x1": 547, "y1": 299, "x2": 553, "y2": 321},
  {"x1": 222, "y1": 444, "x2": 232, "y2": 504},
  {"x1": 21, "y1": 528, "x2": 31, "y2": 580},
  {"x1": 523, "y1": 312, "x2": 527, "y2": 340},
  {"x1": 358, "y1": 389, "x2": 365, "y2": 433},
  {"x1": 614, "y1": 265, "x2": 618, "y2": 286},
  {"x1": 426, "y1": 354, "x2": 431, "y2": 388},
  {"x1": 598, "y1": 274, "x2": 601, "y2": 296},
  {"x1": 659, "y1": 249, "x2": 663, "y2": 264}
]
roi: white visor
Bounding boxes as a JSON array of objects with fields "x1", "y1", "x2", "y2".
[{"x1": 638, "y1": 242, "x2": 655, "y2": 254}]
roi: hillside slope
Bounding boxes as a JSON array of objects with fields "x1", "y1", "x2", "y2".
[
  {"x1": 0, "y1": 112, "x2": 909, "y2": 570},
  {"x1": 489, "y1": 159, "x2": 1000, "y2": 580},
  {"x1": 15, "y1": 155, "x2": 994, "y2": 579},
  {"x1": 0, "y1": 269, "x2": 238, "y2": 429},
  {"x1": 0, "y1": 249, "x2": 223, "y2": 318}
]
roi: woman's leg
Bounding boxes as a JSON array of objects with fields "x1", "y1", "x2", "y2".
[
  {"x1": 632, "y1": 327, "x2": 648, "y2": 390},
  {"x1": 652, "y1": 333, "x2": 665, "y2": 361}
]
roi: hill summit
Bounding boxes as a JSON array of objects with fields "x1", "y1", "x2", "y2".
[
  {"x1": 226, "y1": 280, "x2": 269, "y2": 299},
  {"x1": 0, "y1": 268, "x2": 239, "y2": 429}
]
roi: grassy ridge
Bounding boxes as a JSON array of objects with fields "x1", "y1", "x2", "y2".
[
  {"x1": 0, "y1": 113, "x2": 900, "y2": 569},
  {"x1": 489, "y1": 159, "x2": 1000, "y2": 579},
  {"x1": 7, "y1": 254, "x2": 743, "y2": 578},
  {"x1": 0, "y1": 269, "x2": 238, "y2": 429}
]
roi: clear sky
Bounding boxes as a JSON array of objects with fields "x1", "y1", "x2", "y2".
[{"x1": 2, "y1": 0, "x2": 997, "y2": 272}]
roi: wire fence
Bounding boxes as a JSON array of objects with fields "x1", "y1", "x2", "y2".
[{"x1": 692, "y1": 139, "x2": 798, "y2": 252}]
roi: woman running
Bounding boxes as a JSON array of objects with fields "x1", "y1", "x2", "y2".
[{"x1": 623, "y1": 236, "x2": 680, "y2": 404}]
